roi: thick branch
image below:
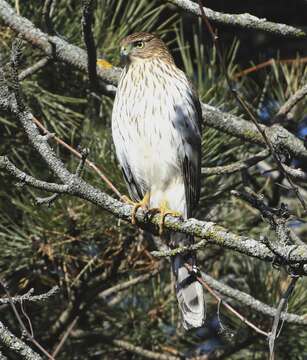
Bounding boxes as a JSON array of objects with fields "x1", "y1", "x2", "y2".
[
  {"x1": 167, "y1": 0, "x2": 307, "y2": 38},
  {"x1": 2, "y1": 1, "x2": 307, "y2": 267},
  {"x1": 1, "y1": 0, "x2": 307, "y2": 161},
  {"x1": 198, "y1": 271, "x2": 307, "y2": 325},
  {"x1": 2, "y1": 156, "x2": 307, "y2": 265},
  {"x1": 0, "y1": 0, "x2": 120, "y2": 86},
  {"x1": 202, "y1": 103, "x2": 307, "y2": 161},
  {"x1": 0, "y1": 321, "x2": 42, "y2": 360}
]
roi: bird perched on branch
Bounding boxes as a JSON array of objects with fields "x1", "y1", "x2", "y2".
[{"x1": 111, "y1": 32, "x2": 204, "y2": 329}]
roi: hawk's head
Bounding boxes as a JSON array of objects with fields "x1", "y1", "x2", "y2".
[{"x1": 120, "y1": 32, "x2": 174, "y2": 65}]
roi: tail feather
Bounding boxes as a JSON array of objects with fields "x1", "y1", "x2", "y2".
[{"x1": 172, "y1": 252, "x2": 205, "y2": 330}]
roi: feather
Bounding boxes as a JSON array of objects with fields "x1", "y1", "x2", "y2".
[{"x1": 112, "y1": 33, "x2": 204, "y2": 329}]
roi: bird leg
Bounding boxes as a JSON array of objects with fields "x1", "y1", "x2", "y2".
[
  {"x1": 122, "y1": 193, "x2": 150, "y2": 225},
  {"x1": 153, "y1": 200, "x2": 182, "y2": 236}
]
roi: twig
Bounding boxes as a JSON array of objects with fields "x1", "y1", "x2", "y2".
[
  {"x1": 18, "y1": 57, "x2": 51, "y2": 81},
  {"x1": 167, "y1": 0, "x2": 307, "y2": 38},
  {"x1": 0, "y1": 156, "x2": 70, "y2": 193},
  {"x1": 184, "y1": 264, "x2": 269, "y2": 337},
  {"x1": 151, "y1": 239, "x2": 208, "y2": 257},
  {"x1": 0, "y1": 281, "x2": 55, "y2": 360},
  {"x1": 282, "y1": 164, "x2": 307, "y2": 181},
  {"x1": 112, "y1": 339, "x2": 180, "y2": 360},
  {"x1": 51, "y1": 316, "x2": 78, "y2": 358},
  {"x1": 20, "y1": 301, "x2": 34, "y2": 337},
  {"x1": 14, "y1": 0, "x2": 19, "y2": 14},
  {"x1": 81, "y1": 0, "x2": 98, "y2": 91},
  {"x1": 273, "y1": 83, "x2": 307, "y2": 123},
  {"x1": 201, "y1": 150, "x2": 269, "y2": 176},
  {"x1": 31, "y1": 116, "x2": 122, "y2": 198},
  {"x1": 0, "y1": 286, "x2": 59, "y2": 304},
  {"x1": 42, "y1": 0, "x2": 55, "y2": 34},
  {"x1": 75, "y1": 147, "x2": 89, "y2": 177},
  {"x1": 197, "y1": 0, "x2": 307, "y2": 212},
  {"x1": 99, "y1": 268, "x2": 160, "y2": 299},
  {"x1": 268, "y1": 276, "x2": 299, "y2": 360},
  {"x1": 35, "y1": 193, "x2": 60, "y2": 206},
  {"x1": 233, "y1": 57, "x2": 307, "y2": 79},
  {"x1": 201, "y1": 103, "x2": 307, "y2": 161}
]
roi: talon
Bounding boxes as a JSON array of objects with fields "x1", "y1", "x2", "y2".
[
  {"x1": 122, "y1": 193, "x2": 150, "y2": 224},
  {"x1": 158, "y1": 200, "x2": 182, "y2": 236}
]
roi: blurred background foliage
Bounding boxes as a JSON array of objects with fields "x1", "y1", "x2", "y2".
[{"x1": 0, "y1": 0, "x2": 307, "y2": 359}]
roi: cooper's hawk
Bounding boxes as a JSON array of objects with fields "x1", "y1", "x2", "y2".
[{"x1": 112, "y1": 32, "x2": 204, "y2": 329}]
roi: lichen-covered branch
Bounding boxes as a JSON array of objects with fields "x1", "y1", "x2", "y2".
[
  {"x1": 0, "y1": 156, "x2": 69, "y2": 193},
  {"x1": 0, "y1": 321, "x2": 42, "y2": 360},
  {"x1": 2, "y1": 155, "x2": 307, "y2": 265},
  {"x1": 198, "y1": 271, "x2": 307, "y2": 326},
  {"x1": 273, "y1": 83, "x2": 307, "y2": 123},
  {"x1": 1, "y1": 0, "x2": 307, "y2": 161},
  {"x1": 0, "y1": 0, "x2": 121, "y2": 86},
  {"x1": 0, "y1": 286, "x2": 59, "y2": 305},
  {"x1": 202, "y1": 103, "x2": 307, "y2": 161},
  {"x1": 167, "y1": 0, "x2": 307, "y2": 38},
  {"x1": 201, "y1": 150, "x2": 269, "y2": 175}
]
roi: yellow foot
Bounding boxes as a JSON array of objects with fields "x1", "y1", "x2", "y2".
[
  {"x1": 155, "y1": 200, "x2": 182, "y2": 236},
  {"x1": 122, "y1": 193, "x2": 150, "y2": 225}
]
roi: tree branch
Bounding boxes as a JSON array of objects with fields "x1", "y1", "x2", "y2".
[
  {"x1": 81, "y1": 0, "x2": 98, "y2": 91},
  {"x1": 202, "y1": 103, "x2": 307, "y2": 161},
  {"x1": 0, "y1": 321, "x2": 42, "y2": 360},
  {"x1": 112, "y1": 339, "x2": 180, "y2": 360},
  {"x1": 99, "y1": 268, "x2": 160, "y2": 300},
  {"x1": 273, "y1": 83, "x2": 307, "y2": 123},
  {"x1": 194, "y1": 270, "x2": 307, "y2": 326},
  {"x1": 0, "y1": 156, "x2": 69, "y2": 193},
  {"x1": 201, "y1": 150, "x2": 269, "y2": 175},
  {"x1": 3, "y1": 154, "x2": 307, "y2": 265},
  {"x1": 184, "y1": 264, "x2": 269, "y2": 337},
  {"x1": 269, "y1": 276, "x2": 299, "y2": 359},
  {"x1": 0, "y1": 0, "x2": 120, "y2": 85},
  {"x1": 18, "y1": 57, "x2": 51, "y2": 81},
  {"x1": 167, "y1": 0, "x2": 307, "y2": 38},
  {"x1": 0, "y1": 286, "x2": 59, "y2": 304},
  {"x1": 1, "y1": 0, "x2": 307, "y2": 162}
]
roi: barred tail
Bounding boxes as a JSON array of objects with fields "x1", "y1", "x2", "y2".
[{"x1": 171, "y1": 234, "x2": 205, "y2": 330}]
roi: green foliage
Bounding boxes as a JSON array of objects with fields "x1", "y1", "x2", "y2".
[{"x1": 0, "y1": 1, "x2": 307, "y2": 359}]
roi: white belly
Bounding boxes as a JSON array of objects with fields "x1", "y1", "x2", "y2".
[{"x1": 111, "y1": 60, "x2": 199, "y2": 216}]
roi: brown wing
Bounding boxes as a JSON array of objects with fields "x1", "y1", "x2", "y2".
[
  {"x1": 174, "y1": 81, "x2": 202, "y2": 218},
  {"x1": 183, "y1": 91, "x2": 202, "y2": 217}
]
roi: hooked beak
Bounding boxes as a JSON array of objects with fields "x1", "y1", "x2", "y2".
[{"x1": 120, "y1": 46, "x2": 130, "y2": 65}]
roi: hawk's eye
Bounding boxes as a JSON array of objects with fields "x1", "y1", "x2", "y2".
[{"x1": 135, "y1": 41, "x2": 144, "y2": 49}]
